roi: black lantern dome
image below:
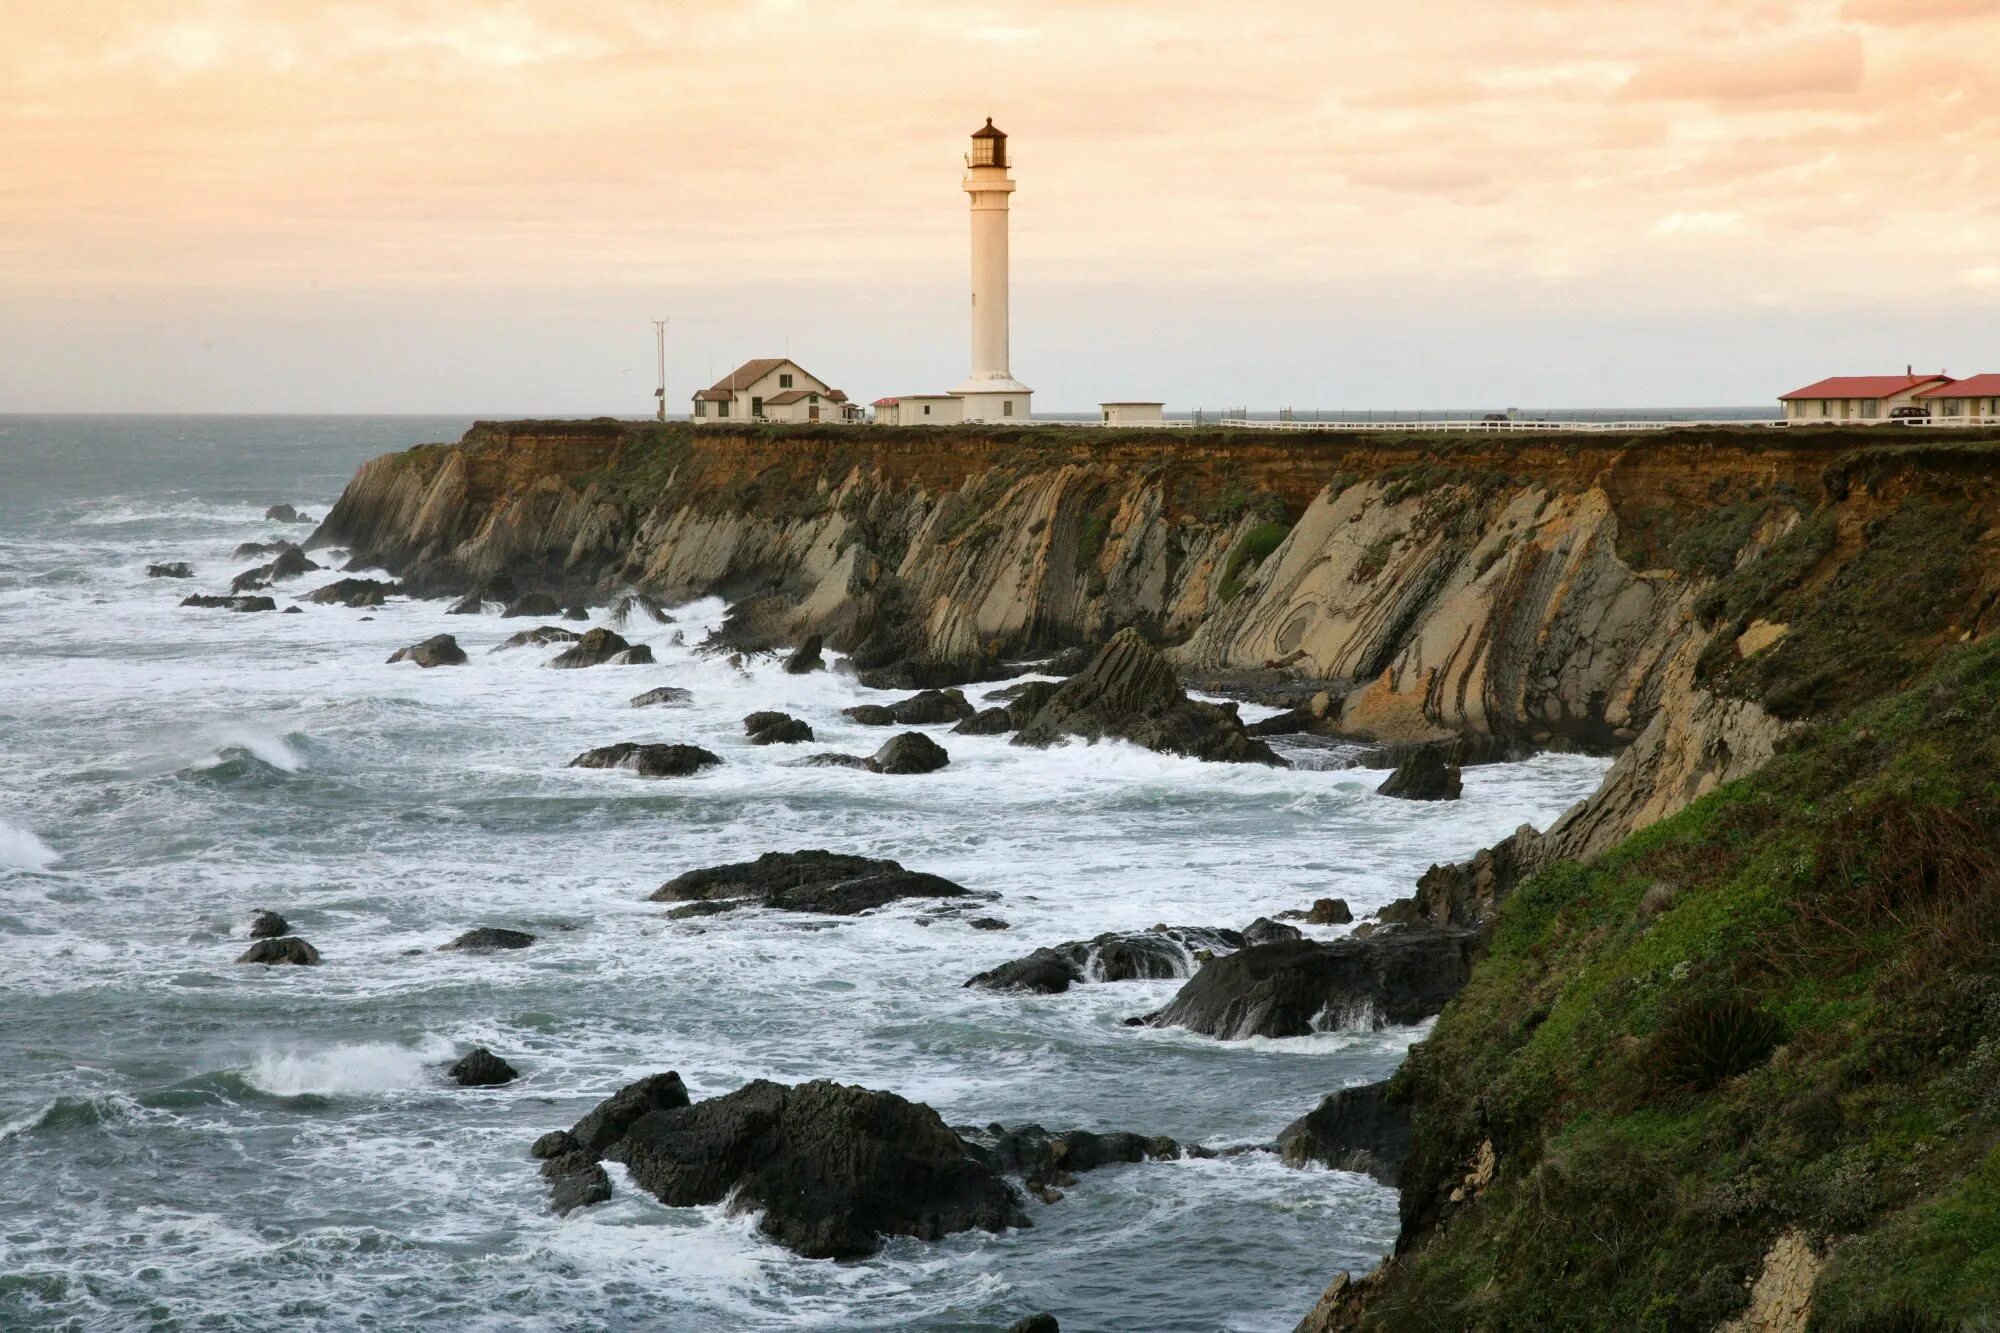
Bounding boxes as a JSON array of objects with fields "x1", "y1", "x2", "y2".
[{"x1": 969, "y1": 117, "x2": 1007, "y2": 169}]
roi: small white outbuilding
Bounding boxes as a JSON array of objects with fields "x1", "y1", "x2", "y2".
[{"x1": 1100, "y1": 402, "x2": 1165, "y2": 426}]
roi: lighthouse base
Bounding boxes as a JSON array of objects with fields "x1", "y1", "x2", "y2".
[{"x1": 949, "y1": 376, "x2": 1033, "y2": 425}]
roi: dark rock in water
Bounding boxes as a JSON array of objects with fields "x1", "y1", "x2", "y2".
[
  {"x1": 744, "y1": 712, "x2": 813, "y2": 745},
  {"x1": 247, "y1": 909, "x2": 290, "y2": 939},
  {"x1": 1006, "y1": 1317, "x2": 1061, "y2": 1333},
  {"x1": 1245, "y1": 706, "x2": 1315, "y2": 737},
  {"x1": 502, "y1": 592, "x2": 562, "y2": 619},
  {"x1": 952, "y1": 707, "x2": 1015, "y2": 736},
  {"x1": 843, "y1": 704, "x2": 896, "y2": 726},
  {"x1": 544, "y1": 1157, "x2": 612, "y2": 1214},
  {"x1": 665, "y1": 901, "x2": 739, "y2": 920},
  {"x1": 868, "y1": 732, "x2": 949, "y2": 774},
  {"x1": 969, "y1": 917, "x2": 1011, "y2": 931},
  {"x1": 446, "y1": 592, "x2": 484, "y2": 615},
  {"x1": 550, "y1": 627, "x2": 647, "y2": 669},
  {"x1": 650, "y1": 849, "x2": 970, "y2": 916},
  {"x1": 544, "y1": 1074, "x2": 1025, "y2": 1257},
  {"x1": 901, "y1": 689, "x2": 979, "y2": 725},
  {"x1": 264, "y1": 503, "x2": 306, "y2": 522},
  {"x1": 1004, "y1": 680, "x2": 1061, "y2": 728},
  {"x1": 282, "y1": 606, "x2": 303, "y2": 614},
  {"x1": 962, "y1": 1122, "x2": 1186, "y2": 1188},
  {"x1": 568, "y1": 1072, "x2": 692, "y2": 1157},
  {"x1": 1243, "y1": 916, "x2": 1302, "y2": 946},
  {"x1": 305, "y1": 578, "x2": 398, "y2": 607},
  {"x1": 251, "y1": 546, "x2": 319, "y2": 585},
  {"x1": 1376, "y1": 748, "x2": 1463, "y2": 801},
  {"x1": 1398, "y1": 825, "x2": 1546, "y2": 930},
  {"x1": 493, "y1": 625, "x2": 580, "y2": 651},
  {"x1": 449, "y1": 1047, "x2": 519, "y2": 1087},
  {"x1": 966, "y1": 925, "x2": 1246, "y2": 994},
  {"x1": 1042, "y1": 643, "x2": 1104, "y2": 677},
  {"x1": 147, "y1": 562, "x2": 195, "y2": 579},
  {"x1": 1139, "y1": 928, "x2": 1480, "y2": 1038},
  {"x1": 1277, "y1": 1080, "x2": 1410, "y2": 1186},
  {"x1": 531, "y1": 1129, "x2": 577, "y2": 1160},
  {"x1": 182, "y1": 594, "x2": 277, "y2": 612},
  {"x1": 232, "y1": 540, "x2": 296, "y2": 560},
  {"x1": 387, "y1": 633, "x2": 467, "y2": 668},
  {"x1": 630, "y1": 685, "x2": 694, "y2": 708},
  {"x1": 696, "y1": 595, "x2": 789, "y2": 657},
  {"x1": 1306, "y1": 897, "x2": 1354, "y2": 925},
  {"x1": 782, "y1": 634, "x2": 825, "y2": 675},
  {"x1": 563, "y1": 604, "x2": 590, "y2": 622},
  {"x1": 441, "y1": 927, "x2": 535, "y2": 951},
  {"x1": 237, "y1": 936, "x2": 320, "y2": 965},
  {"x1": 854, "y1": 658, "x2": 1014, "y2": 691},
  {"x1": 606, "y1": 593, "x2": 674, "y2": 628},
  {"x1": 1012, "y1": 630, "x2": 1283, "y2": 766},
  {"x1": 570, "y1": 743, "x2": 722, "y2": 778},
  {"x1": 793, "y1": 752, "x2": 872, "y2": 770}
]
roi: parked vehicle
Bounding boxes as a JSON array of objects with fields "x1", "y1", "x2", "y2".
[{"x1": 1888, "y1": 405, "x2": 1932, "y2": 425}]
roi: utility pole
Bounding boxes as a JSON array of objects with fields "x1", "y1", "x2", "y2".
[{"x1": 651, "y1": 318, "x2": 669, "y2": 421}]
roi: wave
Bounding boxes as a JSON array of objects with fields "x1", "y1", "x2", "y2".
[
  {"x1": 0, "y1": 818, "x2": 60, "y2": 871},
  {"x1": 239, "y1": 1036, "x2": 456, "y2": 1098},
  {"x1": 174, "y1": 727, "x2": 308, "y2": 782}
]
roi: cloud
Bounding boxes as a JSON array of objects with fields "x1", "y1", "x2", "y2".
[
  {"x1": 1843, "y1": 0, "x2": 1999, "y2": 23},
  {"x1": 1620, "y1": 33, "x2": 1865, "y2": 100},
  {"x1": 1650, "y1": 210, "x2": 1747, "y2": 237}
]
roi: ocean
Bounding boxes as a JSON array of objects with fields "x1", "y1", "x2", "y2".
[{"x1": 0, "y1": 415, "x2": 1609, "y2": 1331}]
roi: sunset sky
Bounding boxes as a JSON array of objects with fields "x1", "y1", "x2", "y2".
[{"x1": 3, "y1": 0, "x2": 1996, "y2": 413}]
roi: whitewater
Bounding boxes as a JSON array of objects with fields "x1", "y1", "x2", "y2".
[{"x1": 0, "y1": 416, "x2": 1609, "y2": 1331}]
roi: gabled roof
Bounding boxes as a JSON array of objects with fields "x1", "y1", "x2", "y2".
[
  {"x1": 1918, "y1": 374, "x2": 2000, "y2": 399},
  {"x1": 764, "y1": 389, "x2": 815, "y2": 405},
  {"x1": 706, "y1": 358, "x2": 791, "y2": 393},
  {"x1": 692, "y1": 388, "x2": 732, "y2": 402},
  {"x1": 1780, "y1": 374, "x2": 1951, "y2": 401},
  {"x1": 872, "y1": 397, "x2": 900, "y2": 407}
]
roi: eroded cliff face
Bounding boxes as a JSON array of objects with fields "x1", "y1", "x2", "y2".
[{"x1": 314, "y1": 421, "x2": 2000, "y2": 859}]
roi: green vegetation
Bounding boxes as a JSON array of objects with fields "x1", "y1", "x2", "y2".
[
  {"x1": 1351, "y1": 532, "x2": 1400, "y2": 584},
  {"x1": 1366, "y1": 638, "x2": 2000, "y2": 1331},
  {"x1": 573, "y1": 430, "x2": 695, "y2": 506},
  {"x1": 1218, "y1": 519, "x2": 1291, "y2": 603}
]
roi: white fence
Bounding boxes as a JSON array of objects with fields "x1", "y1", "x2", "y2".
[{"x1": 1033, "y1": 414, "x2": 2000, "y2": 433}]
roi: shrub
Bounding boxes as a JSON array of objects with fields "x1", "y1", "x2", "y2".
[
  {"x1": 1218, "y1": 520, "x2": 1291, "y2": 602},
  {"x1": 1648, "y1": 994, "x2": 1786, "y2": 1093}
]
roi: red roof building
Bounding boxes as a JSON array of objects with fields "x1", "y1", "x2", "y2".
[
  {"x1": 1917, "y1": 374, "x2": 2000, "y2": 421},
  {"x1": 1778, "y1": 373, "x2": 1952, "y2": 425}
]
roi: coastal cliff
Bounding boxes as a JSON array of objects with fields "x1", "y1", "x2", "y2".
[{"x1": 317, "y1": 421, "x2": 2000, "y2": 1327}]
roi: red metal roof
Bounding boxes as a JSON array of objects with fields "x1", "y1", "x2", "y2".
[
  {"x1": 1918, "y1": 374, "x2": 2000, "y2": 399},
  {"x1": 1780, "y1": 374, "x2": 1951, "y2": 400}
]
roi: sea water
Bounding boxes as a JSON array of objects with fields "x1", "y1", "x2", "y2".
[{"x1": 0, "y1": 416, "x2": 1609, "y2": 1331}]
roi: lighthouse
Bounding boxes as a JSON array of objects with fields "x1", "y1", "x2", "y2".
[{"x1": 949, "y1": 118, "x2": 1032, "y2": 423}]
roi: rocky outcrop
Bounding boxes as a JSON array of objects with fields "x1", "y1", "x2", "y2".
[
  {"x1": 966, "y1": 924, "x2": 1257, "y2": 994},
  {"x1": 568, "y1": 743, "x2": 721, "y2": 777},
  {"x1": 502, "y1": 592, "x2": 561, "y2": 618},
  {"x1": 651, "y1": 849, "x2": 971, "y2": 916},
  {"x1": 607, "y1": 592, "x2": 673, "y2": 627},
  {"x1": 537, "y1": 1074, "x2": 1027, "y2": 1257},
  {"x1": 842, "y1": 689, "x2": 975, "y2": 726},
  {"x1": 550, "y1": 627, "x2": 651, "y2": 668},
  {"x1": 237, "y1": 937, "x2": 320, "y2": 965},
  {"x1": 450, "y1": 1047, "x2": 519, "y2": 1087},
  {"x1": 743, "y1": 711, "x2": 813, "y2": 744},
  {"x1": 232, "y1": 546, "x2": 320, "y2": 591},
  {"x1": 305, "y1": 578, "x2": 398, "y2": 607},
  {"x1": 782, "y1": 634, "x2": 824, "y2": 674},
  {"x1": 1014, "y1": 630, "x2": 1282, "y2": 765},
  {"x1": 247, "y1": 909, "x2": 290, "y2": 938},
  {"x1": 630, "y1": 685, "x2": 693, "y2": 708},
  {"x1": 1139, "y1": 929, "x2": 1479, "y2": 1038},
  {"x1": 1375, "y1": 748, "x2": 1462, "y2": 801},
  {"x1": 147, "y1": 562, "x2": 194, "y2": 579},
  {"x1": 961, "y1": 1122, "x2": 1194, "y2": 1190},
  {"x1": 388, "y1": 633, "x2": 467, "y2": 668},
  {"x1": 265, "y1": 503, "x2": 310, "y2": 523},
  {"x1": 1277, "y1": 1081, "x2": 1411, "y2": 1186},
  {"x1": 441, "y1": 927, "x2": 535, "y2": 951},
  {"x1": 952, "y1": 707, "x2": 1016, "y2": 736},
  {"x1": 868, "y1": 732, "x2": 950, "y2": 774},
  {"x1": 493, "y1": 625, "x2": 579, "y2": 651},
  {"x1": 182, "y1": 594, "x2": 276, "y2": 612}
]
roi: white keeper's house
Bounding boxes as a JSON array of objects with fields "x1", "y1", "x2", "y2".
[{"x1": 691, "y1": 359, "x2": 861, "y2": 424}]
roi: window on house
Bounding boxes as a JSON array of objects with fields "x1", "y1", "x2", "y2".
[
  {"x1": 752, "y1": 396, "x2": 764, "y2": 417},
  {"x1": 1821, "y1": 401, "x2": 1830, "y2": 417},
  {"x1": 1864, "y1": 400, "x2": 1881, "y2": 418},
  {"x1": 779, "y1": 373, "x2": 793, "y2": 388},
  {"x1": 1003, "y1": 400, "x2": 1014, "y2": 417},
  {"x1": 809, "y1": 393, "x2": 818, "y2": 404},
  {"x1": 695, "y1": 400, "x2": 706, "y2": 418}
]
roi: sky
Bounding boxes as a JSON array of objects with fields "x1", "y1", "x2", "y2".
[{"x1": 1, "y1": 0, "x2": 1996, "y2": 414}]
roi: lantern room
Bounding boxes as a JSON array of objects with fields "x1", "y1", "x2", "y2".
[{"x1": 969, "y1": 118, "x2": 1007, "y2": 169}]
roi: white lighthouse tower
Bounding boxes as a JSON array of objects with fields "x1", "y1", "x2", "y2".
[{"x1": 949, "y1": 118, "x2": 1032, "y2": 423}]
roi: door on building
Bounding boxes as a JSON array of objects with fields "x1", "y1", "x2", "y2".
[{"x1": 809, "y1": 406, "x2": 820, "y2": 422}]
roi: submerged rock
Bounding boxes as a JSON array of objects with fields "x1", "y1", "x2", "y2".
[
  {"x1": 952, "y1": 707, "x2": 1015, "y2": 736},
  {"x1": 792, "y1": 752, "x2": 873, "y2": 770},
  {"x1": 782, "y1": 634, "x2": 825, "y2": 675},
  {"x1": 147, "y1": 562, "x2": 195, "y2": 579},
  {"x1": 961, "y1": 1122, "x2": 1191, "y2": 1188},
  {"x1": 492, "y1": 625, "x2": 580, "y2": 652},
  {"x1": 550, "y1": 627, "x2": 652, "y2": 669},
  {"x1": 630, "y1": 685, "x2": 694, "y2": 708},
  {"x1": 232, "y1": 540, "x2": 295, "y2": 560},
  {"x1": 1376, "y1": 748, "x2": 1463, "y2": 801},
  {"x1": 247, "y1": 909, "x2": 290, "y2": 939},
  {"x1": 445, "y1": 592, "x2": 485, "y2": 615},
  {"x1": 450, "y1": 1047, "x2": 520, "y2": 1087},
  {"x1": 305, "y1": 578, "x2": 398, "y2": 607},
  {"x1": 231, "y1": 546, "x2": 320, "y2": 593},
  {"x1": 441, "y1": 927, "x2": 535, "y2": 951},
  {"x1": 1276, "y1": 1080, "x2": 1410, "y2": 1186},
  {"x1": 237, "y1": 936, "x2": 320, "y2": 965},
  {"x1": 606, "y1": 592, "x2": 674, "y2": 628},
  {"x1": 181, "y1": 594, "x2": 276, "y2": 612},
  {"x1": 502, "y1": 592, "x2": 562, "y2": 619},
  {"x1": 563, "y1": 604, "x2": 590, "y2": 622},
  {"x1": 264, "y1": 503, "x2": 310, "y2": 523},
  {"x1": 569, "y1": 743, "x2": 721, "y2": 778},
  {"x1": 1138, "y1": 928, "x2": 1480, "y2": 1038},
  {"x1": 1006, "y1": 1317, "x2": 1061, "y2": 1333},
  {"x1": 868, "y1": 732, "x2": 950, "y2": 774},
  {"x1": 1305, "y1": 898, "x2": 1354, "y2": 925},
  {"x1": 650, "y1": 849, "x2": 970, "y2": 916},
  {"x1": 540, "y1": 1074, "x2": 1027, "y2": 1258},
  {"x1": 1012, "y1": 630, "x2": 1282, "y2": 766},
  {"x1": 966, "y1": 925, "x2": 1249, "y2": 994},
  {"x1": 387, "y1": 633, "x2": 467, "y2": 668}
]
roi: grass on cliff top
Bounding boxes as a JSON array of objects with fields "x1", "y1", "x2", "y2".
[{"x1": 1369, "y1": 634, "x2": 2000, "y2": 1332}]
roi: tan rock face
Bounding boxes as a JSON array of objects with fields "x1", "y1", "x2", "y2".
[{"x1": 1719, "y1": 1231, "x2": 1822, "y2": 1333}]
